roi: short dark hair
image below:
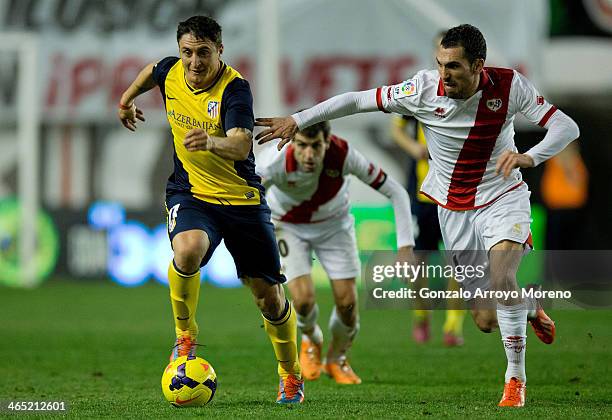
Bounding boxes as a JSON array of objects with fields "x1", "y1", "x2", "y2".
[
  {"x1": 177, "y1": 16, "x2": 222, "y2": 47},
  {"x1": 298, "y1": 121, "x2": 331, "y2": 140},
  {"x1": 441, "y1": 24, "x2": 486, "y2": 64}
]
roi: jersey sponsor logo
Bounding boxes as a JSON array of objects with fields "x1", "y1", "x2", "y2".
[
  {"x1": 434, "y1": 107, "x2": 446, "y2": 118},
  {"x1": 167, "y1": 109, "x2": 221, "y2": 131},
  {"x1": 536, "y1": 95, "x2": 544, "y2": 105},
  {"x1": 392, "y1": 79, "x2": 418, "y2": 100},
  {"x1": 208, "y1": 101, "x2": 219, "y2": 119},
  {"x1": 168, "y1": 203, "x2": 180, "y2": 233},
  {"x1": 486, "y1": 98, "x2": 503, "y2": 112},
  {"x1": 324, "y1": 169, "x2": 340, "y2": 178}
]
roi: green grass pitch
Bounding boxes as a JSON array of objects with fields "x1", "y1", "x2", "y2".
[{"x1": 1, "y1": 279, "x2": 610, "y2": 418}]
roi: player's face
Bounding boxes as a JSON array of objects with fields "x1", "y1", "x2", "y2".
[
  {"x1": 293, "y1": 132, "x2": 330, "y2": 172},
  {"x1": 178, "y1": 33, "x2": 223, "y2": 89},
  {"x1": 436, "y1": 45, "x2": 483, "y2": 99}
]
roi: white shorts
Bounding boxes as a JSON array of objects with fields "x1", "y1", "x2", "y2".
[
  {"x1": 438, "y1": 183, "x2": 532, "y2": 295},
  {"x1": 273, "y1": 216, "x2": 360, "y2": 282}
]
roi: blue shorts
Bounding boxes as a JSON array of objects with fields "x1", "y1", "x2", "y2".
[{"x1": 165, "y1": 192, "x2": 286, "y2": 284}]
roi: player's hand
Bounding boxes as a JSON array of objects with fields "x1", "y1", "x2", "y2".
[
  {"x1": 255, "y1": 117, "x2": 298, "y2": 150},
  {"x1": 396, "y1": 246, "x2": 418, "y2": 284},
  {"x1": 410, "y1": 143, "x2": 429, "y2": 161},
  {"x1": 118, "y1": 102, "x2": 145, "y2": 131},
  {"x1": 495, "y1": 150, "x2": 534, "y2": 179},
  {"x1": 183, "y1": 129, "x2": 212, "y2": 152}
]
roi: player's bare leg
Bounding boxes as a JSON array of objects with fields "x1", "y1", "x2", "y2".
[
  {"x1": 323, "y1": 278, "x2": 361, "y2": 384},
  {"x1": 287, "y1": 274, "x2": 323, "y2": 380},
  {"x1": 243, "y1": 277, "x2": 303, "y2": 403},
  {"x1": 168, "y1": 229, "x2": 208, "y2": 361}
]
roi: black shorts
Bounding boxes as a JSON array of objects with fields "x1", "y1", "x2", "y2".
[
  {"x1": 165, "y1": 192, "x2": 286, "y2": 284},
  {"x1": 413, "y1": 200, "x2": 442, "y2": 251}
]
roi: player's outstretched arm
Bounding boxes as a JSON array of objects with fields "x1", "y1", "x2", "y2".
[
  {"x1": 376, "y1": 175, "x2": 416, "y2": 251},
  {"x1": 346, "y1": 145, "x2": 416, "y2": 251},
  {"x1": 255, "y1": 89, "x2": 379, "y2": 150},
  {"x1": 117, "y1": 62, "x2": 157, "y2": 131}
]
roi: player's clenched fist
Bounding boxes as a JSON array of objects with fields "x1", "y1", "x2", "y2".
[
  {"x1": 183, "y1": 129, "x2": 212, "y2": 152},
  {"x1": 495, "y1": 150, "x2": 535, "y2": 179}
]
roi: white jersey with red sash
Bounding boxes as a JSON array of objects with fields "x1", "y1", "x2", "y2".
[
  {"x1": 259, "y1": 135, "x2": 388, "y2": 224},
  {"x1": 376, "y1": 67, "x2": 557, "y2": 210}
]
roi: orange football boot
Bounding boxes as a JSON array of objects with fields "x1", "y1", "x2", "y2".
[
  {"x1": 276, "y1": 374, "x2": 305, "y2": 404},
  {"x1": 529, "y1": 307, "x2": 556, "y2": 344},
  {"x1": 498, "y1": 377, "x2": 526, "y2": 407},
  {"x1": 299, "y1": 338, "x2": 323, "y2": 381},
  {"x1": 526, "y1": 284, "x2": 556, "y2": 344},
  {"x1": 169, "y1": 333, "x2": 197, "y2": 362},
  {"x1": 324, "y1": 356, "x2": 362, "y2": 384}
]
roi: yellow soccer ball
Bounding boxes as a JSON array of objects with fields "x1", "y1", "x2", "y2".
[{"x1": 161, "y1": 355, "x2": 217, "y2": 407}]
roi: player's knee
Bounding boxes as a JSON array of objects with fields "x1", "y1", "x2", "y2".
[
  {"x1": 335, "y1": 297, "x2": 358, "y2": 325},
  {"x1": 491, "y1": 270, "x2": 517, "y2": 290},
  {"x1": 173, "y1": 247, "x2": 205, "y2": 273},
  {"x1": 292, "y1": 297, "x2": 315, "y2": 316},
  {"x1": 173, "y1": 236, "x2": 207, "y2": 273}
]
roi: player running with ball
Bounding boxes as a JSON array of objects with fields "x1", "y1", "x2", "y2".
[
  {"x1": 257, "y1": 120, "x2": 416, "y2": 384},
  {"x1": 118, "y1": 15, "x2": 303, "y2": 404},
  {"x1": 256, "y1": 24, "x2": 579, "y2": 406}
]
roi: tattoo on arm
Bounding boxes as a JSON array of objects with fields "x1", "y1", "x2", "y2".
[{"x1": 227, "y1": 127, "x2": 253, "y2": 140}]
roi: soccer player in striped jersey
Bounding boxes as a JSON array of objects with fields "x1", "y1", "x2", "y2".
[
  {"x1": 117, "y1": 15, "x2": 303, "y2": 404},
  {"x1": 256, "y1": 24, "x2": 579, "y2": 407},
  {"x1": 257, "y1": 120, "x2": 416, "y2": 384}
]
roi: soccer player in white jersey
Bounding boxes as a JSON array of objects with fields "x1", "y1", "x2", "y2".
[
  {"x1": 256, "y1": 24, "x2": 580, "y2": 407},
  {"x1": 257, "y1": 120, "x2": 416, "y2": 384}
]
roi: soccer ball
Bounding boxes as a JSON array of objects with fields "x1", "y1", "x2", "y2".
[{"x1": 161, "y1": 355, "x2": 217, "y2": 407}]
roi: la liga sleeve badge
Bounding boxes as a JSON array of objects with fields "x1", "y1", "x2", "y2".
[{"x1": 392, "y1": 79, "x2": 418, "y2": 100}]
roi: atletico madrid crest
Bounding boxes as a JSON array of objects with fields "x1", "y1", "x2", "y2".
[{"x1": 207, "y1": 101, "x2": 219, "y2": 119}]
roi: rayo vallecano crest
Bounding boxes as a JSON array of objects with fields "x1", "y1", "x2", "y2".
[{"x1": 486, "y1": 98, "x2": 502, "y2": 112}]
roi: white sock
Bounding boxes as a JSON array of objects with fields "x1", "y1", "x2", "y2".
[
  {"x1": 296, "y1": 303, "x2": 323, "y2": 345},
  {"x1": 327, "y1": 306, "x2": 359, "y2": 362},
  {"x1": 497, "y1": 303, "x2": 527, "y2": 383}
]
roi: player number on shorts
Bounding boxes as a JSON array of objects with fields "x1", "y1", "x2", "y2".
[{"x1": 167, "y1": 204, "x2": 180, "y2": 234}]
